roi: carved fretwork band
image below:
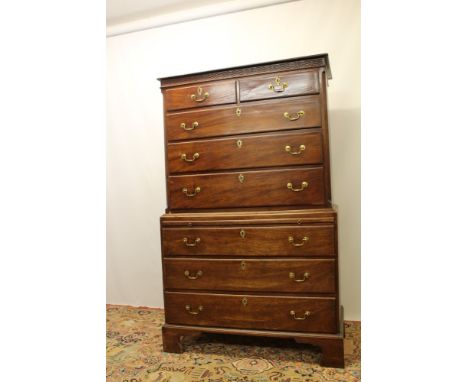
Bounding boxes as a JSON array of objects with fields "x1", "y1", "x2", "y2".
[{"x1": 159, "y1": 55, "x2": 331, "y2": 88}]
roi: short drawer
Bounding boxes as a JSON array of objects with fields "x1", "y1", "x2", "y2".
[
  {"x1": 239, "y1": 70, "x2": 320, "y2": 102},
  {"x1": 168, "y1": 167, "x2": 325, "y2": 209},
  {"x1": 162, "y1": 225, "x2": 335, "y2": 257},
  {"x1": 164, "y1": 292, "x2": 337, "y2": 333},
  {"x1": 167, "y1": 130, "x2": 323, "y2": 174},
  {"x1": 165, "y1": 95, "x2": 321, "y2": 141},
  {"x1": 164, "y1": 258, "x2": 336, "y2": 293},
  {"x1": 164, "y1": 80, "x2": 236, "y2": 111}
]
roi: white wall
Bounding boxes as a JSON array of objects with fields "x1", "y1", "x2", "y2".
[{"x1": 107, "y1": 0, "x2": 360, "y2": 320}]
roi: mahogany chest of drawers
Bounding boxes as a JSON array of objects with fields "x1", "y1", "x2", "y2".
[{"x1": 158, "y1": 54, "x2": 344, "y2": 368}]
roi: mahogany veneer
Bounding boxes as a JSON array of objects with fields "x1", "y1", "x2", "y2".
[
  {"x1": 163, "y1": 258, "x2": 336, "y2": 293},
  {"x1": 162, "y1": 224, "x2": 335, "y2": 257},
  {"x1": 164, "y1": 79, "x2": 236, "y2": 111},
  {"x1": 239, "y1": 69, "x2": 320, "y2": 101},
  {"x1": 167, "y1": 130, "x2": 323, "y2": 174},
  {"x1": 164, "y1": 95, "x2": 322, "y2": 141},
  {"x1": 164, "y1": 292, "x2": 337, "y2": 333},
  {"x1": 158, "y1": 54, "x2": 344, "y2": 368},
  {"x1": 167, "y1": 167, "x2": 326, "y2": 210}
]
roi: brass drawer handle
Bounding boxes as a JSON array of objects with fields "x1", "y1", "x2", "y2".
[
  {"x1": 180, "y1": 121, "x2": 199, "y2": 131},
  {"x1": 183, "y1": 237, "x2": 201, "y2": 247},
  {"x1": 185, "y1": 305, "x2": 203, "y2": 315},
  {"x1": 290, "y1": 310, "x2": 311, "y2": 320},
  {"x1": 184, "y1": 270, "x2": 203, "y2": 279},
  {"x1": 283, "y1": 110, "x2": 305, "y2": 121},
  {"x1": 287, "y1": 181, "x2": 308, "y2": 192},
  {"x1": 289, "y1": 272, "x2": 310, "y2": 282},
  {"x1": 181, "y1": 152, "x2": 200, "y2": 162},
  {"x1": 288, "y1": 236, "x2": 309, "y2": 246},
  {"x1": 285, "y1": 144, "x2": 305, "y2": 155},
  {"x1": 268, "y1": 76, "x2": 288, "y2": 92},
  {"x1": 182, "y1": 186, "x2": 201, "y2": 197},
  {"x1": 190, "y1": 87, "x2": 209, "y2": 102}
]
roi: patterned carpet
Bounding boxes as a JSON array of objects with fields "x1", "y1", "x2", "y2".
[{"x1": 106, "y1": 305, "x2": 360, "y2": 382}]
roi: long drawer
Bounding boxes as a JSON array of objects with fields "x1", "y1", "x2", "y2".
[
  {"x1": 239, "y1": 70, "x2": 320, "y2": 102},
  {"x1": 164, "y1": 80, "x2": 236, "y2": 111},
  {"x1": 165, "y1": 95, "x2": 321, "y2": 141},
  {"x1": 164, "y1": 292, "x2": 337, "y2": 333},
  {"x1": 164, "y1": 258, "x2": 336, "y2": 293},
  {"x1": 168, "y1": 167, "x2": 325, "y2": 209},
  {"x1": 161, "y1": 225, "x2": 335, "y2": 257},
  {"x1": 167, "y1": 130, "x2": 323, "y2": 174}
]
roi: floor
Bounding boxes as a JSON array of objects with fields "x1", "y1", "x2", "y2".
[{"x1": 106, "y1": 305, "x2": 361, "y2": 381}]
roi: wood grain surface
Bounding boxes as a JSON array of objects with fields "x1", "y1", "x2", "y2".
[
  {"x1": 164, "y1": 291, "x2": 337, "y2": 333},
  {"x1": 162, "y1": 224, "x2": 335, "y2": 257},
  {"x1": 164, "y1": 95, "x2": 321, "y2": 141},
  {"x1": 163, "y1": 258, "x2": 336, "y2": 293},
  {"x1": 168, "y1": 167, "x2": 325, "y2": 209}
]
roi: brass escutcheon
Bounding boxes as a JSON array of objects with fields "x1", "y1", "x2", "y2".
[
  {"x1": 183, "y1": 237, "x2": 201, "y2": 247},
  {"x1": 287, "y1": 181, "x2": 308, "y2": 192},
  {"x1": 191, "y1": 87, "x2": 209, "y2": 102},
  {"x1": 185, "y1": 305, "x2": 203, "y2": 315},
  {"x1": 238, "y1": 174, "x2": 245, "y2": 183},
  {"x1": 283, "y1": 110, "x2": 305, "y2": 121},
  {"x1": 268, "y1": 76, "x2": 288, "y2": 92},
  {"x1": 242, "y1": 297, "x2": 248, "y2": 306},
  {"x1": 180, "y1": 121, "x2": 199, "y2": 131},
  {"x1": 285, "y1": 144, "x2": 306, "y2": 155},
  {"x1": 184, "y1": 270, "x2": 203, "y2": 279},
  {"x1": 288, "y1": 236, "x2": 309, "y2": 247},
  {"x1": 289, "y1": 271, "x2": 310, "y2": 282},
  {"x1": 290, "y1": 310, "x2": 311, "y2": 320},
  {"x1": 181, "y1": 152, "x2": 200, "y2": 162},
  {"x1": 241, "y1": 261, "x2": 246, "y2": 270},
  {"x1": 240, "y1": 229, "x2": 246, "y2": 238},
  {"x1": 182, "y1": 186, "x2": 201, "y2": 197}
]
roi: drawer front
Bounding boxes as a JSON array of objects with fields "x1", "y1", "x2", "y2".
[
  {"x1": 164, "y1": 258, "x2": 336, "y2": 293},
  {"x1": 167, "y1": 130, "x2": 323, "y2": 174},
  {"x1": 162, "y1": 225, "x2": 335, "y2": 257},
  {"x1": 165, "y1": 292, "x2": 337, "y2": 333},
  {"x1": 168, "y1": 167, "x2": 325, "y2": 209},
  {"x1": 164, "y1": 80, "x2": 236, "y2": 111},
  {"x1": 165, "y1": 96, "x2": 321, "y2": 141},
  {"x1": 239, "y1": 70, "x2": 320, "y2": 102}
]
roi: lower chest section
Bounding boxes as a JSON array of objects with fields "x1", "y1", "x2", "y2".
[{"x1": 161, "y1": 209, "x2": 339, "y2": 335}]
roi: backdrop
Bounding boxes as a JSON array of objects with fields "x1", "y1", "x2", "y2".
[{"x1": 107, "y1": 0, "x2": 361, "y2": 320}]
